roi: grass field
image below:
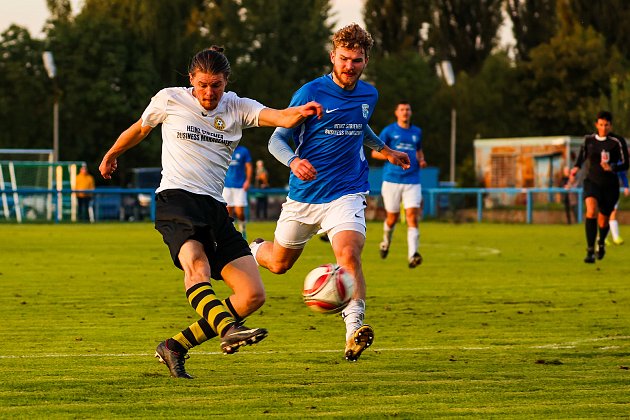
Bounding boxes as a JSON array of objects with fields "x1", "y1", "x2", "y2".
[{"x1": 1, "y1": 221, "x2": 629, "y2": 418}]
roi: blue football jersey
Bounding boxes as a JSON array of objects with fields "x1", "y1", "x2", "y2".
[
  {"x1": 284, "y1": 74, "x2": 378, "y2": 203},
  {"x1": 224, "y1": 145, "x2": 252, "y2": 188},
  {"x1": 380, "y1": 123, "x2": 423, "y2": 184}
]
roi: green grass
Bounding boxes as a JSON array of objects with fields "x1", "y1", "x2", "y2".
[{"x1": 1, "y1": 222, "x2": 629, "y2": 418}]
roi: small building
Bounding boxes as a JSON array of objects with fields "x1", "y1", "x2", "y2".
[{"x1": 474, "y1": 136, "x2": 583, "y2": 189}]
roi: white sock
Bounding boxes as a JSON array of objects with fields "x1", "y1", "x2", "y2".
[
  {"x1": 249, "y1": 240, "x2": 262, "y2": 266},
  {"x1": 610, "y1": 220, "x2": 620, "y2": 240},
  {"x1": 382, "y1": 222, "x2": 394, "y2": 247},
  {"x1": 342, "y1": 299, "x2": 365, "y2": 340},
  {"x1": 237, "y1": 220, "x2": 247, "y2": 238},
  {"x1": 407, "y1": 227, "x2": 419, "y2": 259}
]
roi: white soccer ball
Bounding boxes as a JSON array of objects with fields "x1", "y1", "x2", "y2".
[{"x1": 302, "y1": 264, "x2": 355, "y2": 314}]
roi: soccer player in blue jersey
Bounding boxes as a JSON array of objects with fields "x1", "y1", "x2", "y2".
[
  {"x1": 223, "y1": 145, "x2": 253, "y2": 238},
  {"x1": 371, "y1": 101, "x2": 426, "y2": 268},
  {"x1": 606, "y1": 170, "x2": 629, "y2": 245},
  {"x1": 249, "y1": 24, "x2": 410, "y2": 361}
]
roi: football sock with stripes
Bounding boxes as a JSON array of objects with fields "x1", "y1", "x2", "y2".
[
  {"x1": 166, "y1": 298, "x2": 243, "y2": 354},
  {"x1": 187, "y1": 282, "x2": 236, "y2": 338},
  {"x1": 585, "y1": 217, "x2": 597, "y2": 249},
  {"x1": 168, "y1": 318, "x2": 217, "y2": 354},
  {"x1": 222, "y1": 296, "x2": 243, "y2": 323},
  {"x1": 407, "y1": 227, "x2": 419, "y2": 259}
]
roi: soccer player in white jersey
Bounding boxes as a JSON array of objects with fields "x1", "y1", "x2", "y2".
[
  {"x1": 99, "y1": 46, "x2": 322, "y2": 379},
  {"x1": 249, "y1": 24, "x2": 410, "y2": 361},
  {"x1": 371, "y1": 101, "x2": 427, "y2": 268},
  {"x1": 223, "y1": 144, "x2": 253, "y2": 238}
]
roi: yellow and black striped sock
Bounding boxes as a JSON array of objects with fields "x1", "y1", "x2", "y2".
[
  {"x1": 222, "y1": 297, "x2": 243, "y2": 323},
  {"x1": 186, "y1": 282, "x2": 235, "y2": 337},
  {"x1": 167, "y1": 318, "x2": 217, "y2": 354}
]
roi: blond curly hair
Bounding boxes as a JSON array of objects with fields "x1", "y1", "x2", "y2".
[{"x1": 331, "y1": 23, "x2": 374, "y2": 57}]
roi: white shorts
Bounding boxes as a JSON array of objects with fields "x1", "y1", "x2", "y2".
[
  {"x1": 381, "y1": 181, "x2": 422, "y2": 213},
  {"x1": 274, "y1": 194, "x2": 367, "y2": 249},
  {"x1": 222, "y1": 188, "x2": 248, "y2": 207}
]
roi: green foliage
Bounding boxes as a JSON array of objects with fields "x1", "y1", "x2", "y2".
[
  {"x1": 0, "y1": 26, "x2": 49, "y2": 149},
  {"x1": 3, "y1": 1, "x2": 630, "y2": 188},
  {"x1": 608, "y1": 75, "x2": 630, "y2": 135},
  {"x1": 570, "y1": 0, "x2": 630, "y2": 62},
  {"x1": 505, "y1": 0, "x2": 557, "y2": 61},
  {"x1": 365, "y1": 50, "x2": 446, "y2": 173},
  {"x1": 426, "y1": 0, "x2": 503, "y2": 74},
  {"x1": 364, "y1": 0, "x2": 429, "y2": 56},
  {"x1": 1, "y1": 222, "x2": 629, "y2": 417},
  {"x1": 197, "y1": 0, "x2": 333, "y2": 187},
  {"x1": 43, "y1": 9, "x2": 161, "y2": 182},
  {"x1": 523, "y1": 24, "x2": 627, "y2": 135},
  {"x1": 451, "y1": 53, "x2": 533, "y2": 176}
]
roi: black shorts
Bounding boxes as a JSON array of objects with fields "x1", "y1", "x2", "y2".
[
  {"x1": 583, "y1": 179, "x2": 620, "y2": 216},
  {"x1": 154, "y1": 189, "x2": 251, "y2": 280}
]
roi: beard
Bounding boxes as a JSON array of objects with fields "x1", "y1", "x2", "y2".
[{"x1": 332, "y1": 67, "x2": 362, "y2": 89}]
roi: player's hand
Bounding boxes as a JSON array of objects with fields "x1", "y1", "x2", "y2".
[
  {"x1": 419, "y1": 159, "x2": 428, "y2": 169},
  {"x1": 299, "y1": 101, "x2": 323, "y2": 120},
  {"x1": 290, "y1": 157, "x2": 317, "y2": 181},
  {"x1": 382, "y1": 148, "x2": 410, "y2": 170},
  {"x1": 624, "y1": 187, "x2": 629, "y2": 197},
  {"x1": 600, "y1": 161, "x2": 612, "y2": 171},
  {"x1": 99, "y1": 156, "x2": 117, "y2": 179}
]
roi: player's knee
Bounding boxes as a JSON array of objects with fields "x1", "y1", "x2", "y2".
[
  {"x1": 247, "y1": 289, "x2": 266, "y2": 310},
  {"x1": 268, "y1": 260, "x2": 293, "y2": 274},
  {"x1": 336, "y1": 244, "x2": 361, "y2": 266},
  {"x1": 184, "y1": 265, "x2": 211, "y2": 285}
]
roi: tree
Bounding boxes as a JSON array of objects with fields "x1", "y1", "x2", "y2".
[
  {"x1": 425, "y1": 0, "x2": 503, "y2": 74},
  {"x1": 505, "y1": 0, "x2": 557, "y2": 61},
  {"x1": 570, "y1": 0, "x2": 630, "y2": 62},
  {"x1": 0, "y1": 26, "x2": 50, "y2": 149},
  {"x1": 522, "y1": 23, "x2": 626, "y2": 135},
  {"x1": 81, "y1": 0, "x2": 205, "y2": 87},
  {"x1": 363, "y1": 0, "x2": 430, "y2": 57},
  {"x1": 365, "y1": 51, "x2": 444, "y2": 171},
  {"x1": 196, "y1": 0, "x2": 333, "y2": 186},
  {"x1": 44, "y1": 8, "x2": 161, "y2": 180}
]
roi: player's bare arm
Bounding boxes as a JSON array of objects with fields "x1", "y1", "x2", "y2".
[
  {"x1": 566, "y1": 166, "x2": 580, "y2": 187},
  {"x1": 371, "y1": 149, "x2": 387, "y2": 160},
  {"x1": 100, "y1": 118, "x2": 153, "y2": 179},
  {"x1": 380, "y1": 145, "x2": 411, "y2": 170},
  {"x1": 243, "y1": 161, "x2": 253, "y2": 191},
  {"x1": 417, "y1": 150, "x2": 427, "y2": 168},
  {"x1": 289, "y1": 157, "x2": 317, "y2": 181},
  {"x1": 258, "y1": 101, "x2": 323, "y2": 128}
]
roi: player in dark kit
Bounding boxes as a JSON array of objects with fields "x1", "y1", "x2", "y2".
[{"x1": 569, "y1": 111, "x2": 629, "y2": 263}]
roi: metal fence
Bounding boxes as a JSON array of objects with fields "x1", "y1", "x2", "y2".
[{"x1": 3, "y1": 186, "x2": 626, "y2": 224}]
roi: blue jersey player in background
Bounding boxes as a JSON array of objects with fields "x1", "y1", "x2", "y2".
[
  {"x1": 372, "y1": 101, "x2": 427, "y2": 268},
  {"x1": 250, "y1": 24, "x2": 410, "y2": 362},
  {"x1": 223, "y1": 145, "x2": 252, "y2": 238},
  {"x1": 606, "y1": 169, "x2": 629, "y2": 246}
]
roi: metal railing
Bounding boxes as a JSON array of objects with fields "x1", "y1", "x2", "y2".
[{"x1": 3, "y1": 186, "x2": 624, "y2": 224}]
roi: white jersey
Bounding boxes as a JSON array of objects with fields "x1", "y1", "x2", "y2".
[{"x1": 141, "y1": 87, "x2": 264, "y2": 201}]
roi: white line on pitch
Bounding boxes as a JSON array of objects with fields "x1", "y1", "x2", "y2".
[{"x1": 1, "y1": 336, "x2": 628, "y2": 359}]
